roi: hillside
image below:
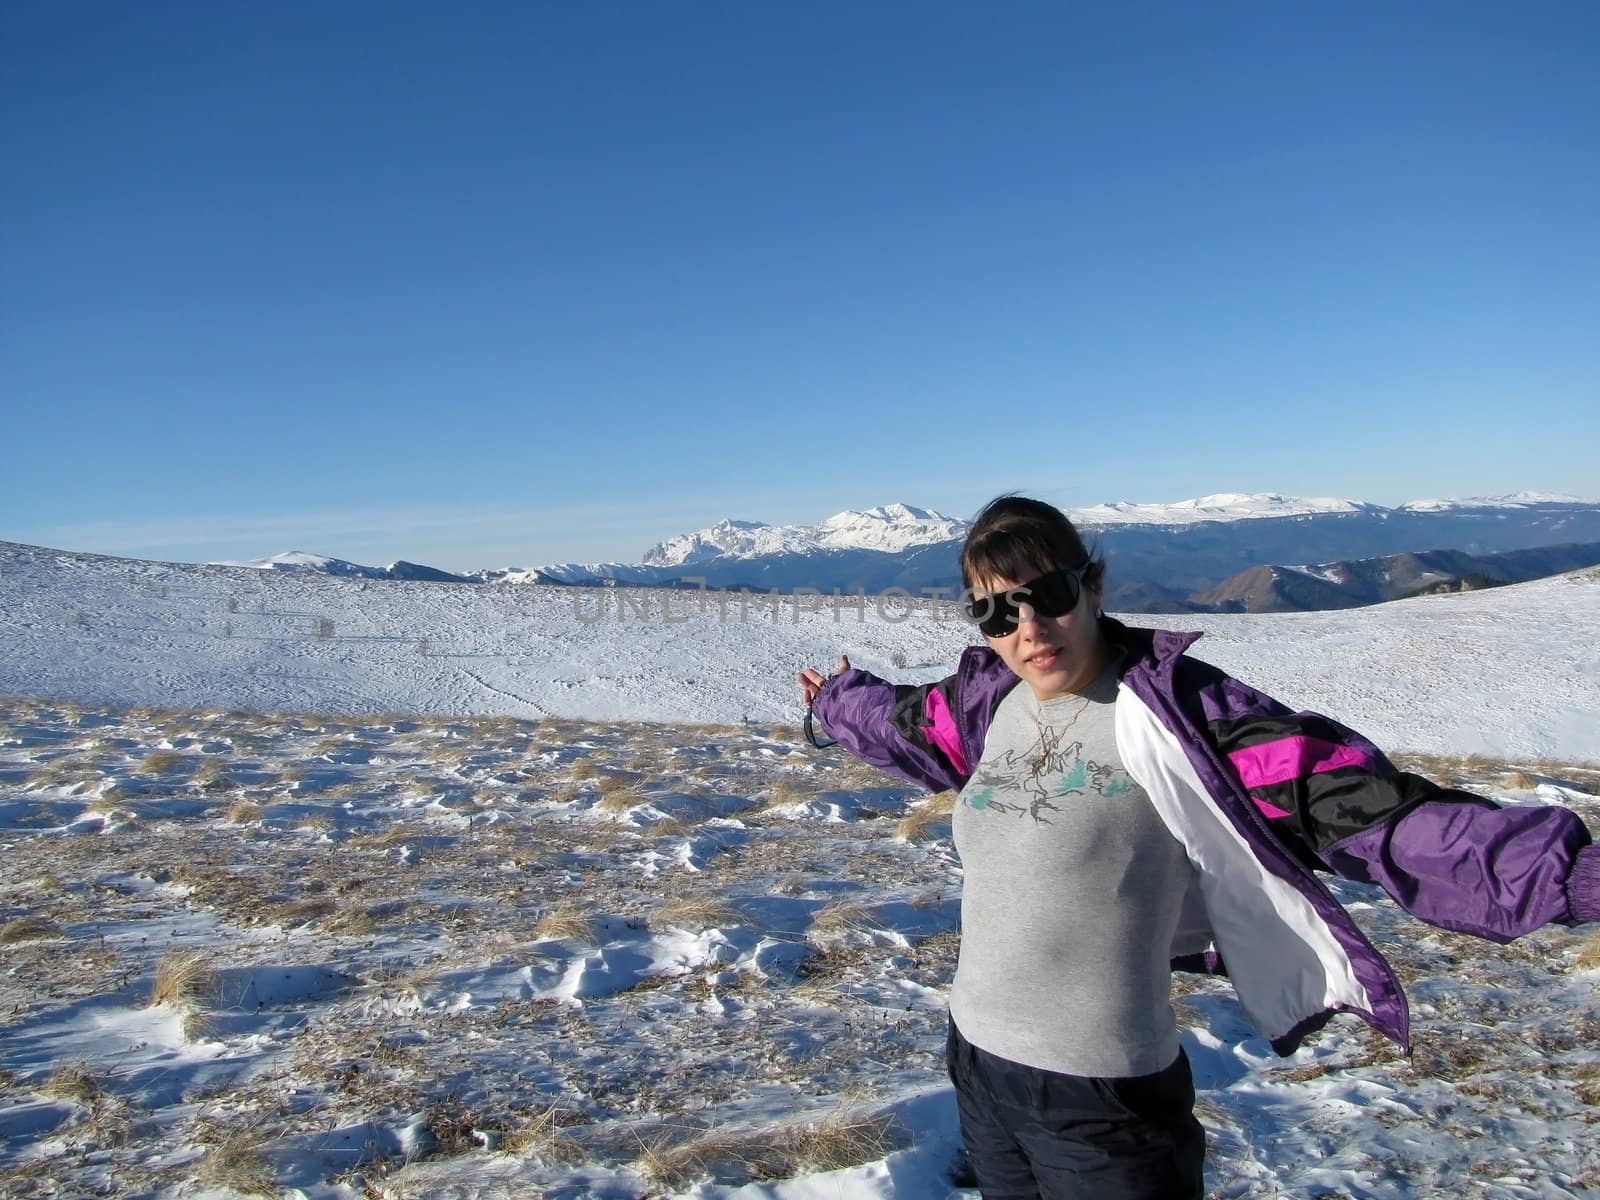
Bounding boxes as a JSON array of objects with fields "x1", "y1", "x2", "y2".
[
  {"x1": 3, "y1": 539, "x2": 1598, "y2": 760},
  {"x1": 1192, "y1": 542, "x2": 1600, "y2": 613}
]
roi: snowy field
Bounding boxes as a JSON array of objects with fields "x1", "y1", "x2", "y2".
[
  {"x1": 2, "y1": 541, "x2": 1598, "y2": 761},
  {"x1": 1, "y1": 542, "x2": 1598, "y2": 1199}
]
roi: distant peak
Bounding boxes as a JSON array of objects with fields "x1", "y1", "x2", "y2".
[{"x1": 1402, "y1": 490, "x2": 1597, "y2": 511}]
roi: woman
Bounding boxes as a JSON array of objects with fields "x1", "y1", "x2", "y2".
[{"x1": 796, "y1": 495, "x2": 1598, "y2": 1200}]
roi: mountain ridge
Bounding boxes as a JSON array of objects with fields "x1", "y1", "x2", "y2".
[{"x1": 139, "y1": 490, "x2": 1600, "y2": 610}]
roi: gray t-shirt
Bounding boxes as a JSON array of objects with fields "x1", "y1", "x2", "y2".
[{"x1": 949, "y1": 656, "x2": 1195, "y2": 1078}]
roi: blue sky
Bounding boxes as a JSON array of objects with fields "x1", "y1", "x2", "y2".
[{"x1": 4, "y1": 2, "x2": 1597, "y2": 571}]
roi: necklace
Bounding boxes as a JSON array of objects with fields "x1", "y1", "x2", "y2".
[{"x1": 1030, "y1": 694, "x2": 1092, "y2": 779}]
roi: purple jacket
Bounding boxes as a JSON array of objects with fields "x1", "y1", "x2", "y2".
[{"x1": 812, "y1": 619, "x2": 1600, "y2": 1055}]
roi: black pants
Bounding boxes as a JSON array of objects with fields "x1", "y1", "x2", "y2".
[{"x1": 946, "y1": 1022, "x2": 1206, "y2": 1200}]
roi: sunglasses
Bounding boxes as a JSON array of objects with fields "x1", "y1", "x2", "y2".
[{"x1": 965, "y1": 566, "x2": 1088, "y2": 638}]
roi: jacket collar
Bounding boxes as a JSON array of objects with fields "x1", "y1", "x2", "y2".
[{"x1": 1103, "y1": 616, "x2": 1201, "y2": 678}]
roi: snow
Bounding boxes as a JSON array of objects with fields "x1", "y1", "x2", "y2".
[
  {"x1": 3, "y1": 540, "x2": 1596, "y2": 760},
  {"x1": 200, "y1": 492, "x2": 1600, "y2": 586},
  {"x1": 213, "y1": 550, "x2": 393, "y2": 578},
  {"x1": 1401, "y1": 491, "x2": 1597, "y2": 512},
  {"x1": 1069, "y1": 492, "x2": 1373, "y2": 526},
  {"x1": 641, "y1": 506, "x2": 967, "y2": 567},
  {"x1": 1, "y1": 540, "x2": 1598, "y2": 1199}
]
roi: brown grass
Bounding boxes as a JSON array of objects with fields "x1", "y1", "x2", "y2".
[
  {"x1": 535, "y1": 905, "x2": 595, "y2": 944},
  {"x1": 594, "y1": 786, "x2": 648, "y2": 813},
  {"x1": 499, "y1": 1104, "x2": 584, "y2": 1163},
  {"x1": 197, "y1": 1131, "x2": 276, "y2": 1196},
  {"x1": 651, "y1": 897, "x2": 744, "y2": 932},
  {"x1": 268, "y1": 897, "x2": 335, "y2": 928},
  {"x1": 782, "y1": 1096, "x2": 900, "y2": 1173},
  {"x1": 224, "y1": 800, "x2": 263, "y2": 824},
  {"x1": 25, "y1": 759, "x2": 102, "y2": 790},
  {"x1": 1576, "y1": 930, "x2": 1600, "y2": 971},
  {"x1": 323, "y1": 903, "x2": 380, "y2": 936},
  {"x1": 86, "y1": 791, "x2": 132, "y2": 815},
  {"x1": 0, "y1": 915, "x2": 64, "y2": 943},
  {"x1": 896, "y1": 791, "x2": 955, "y2": 840},
  {"x1": 41, "y1": 1061, "x2": 102, "y2": 1104},
  {"x1": 193, "y1": 758, "x2": 237, "y2": 791},
  {"x1": 375, "y1": 822, "x2": 417, "y2": 845},
  {"x1": 635, "y1": 1130, "x2": 718, "y2": 1190},
  {"x1": 568, "y1": 759, "x2": 598, "y2": 781},
  {"x1": 148, "y1": 948, "x2": 216, "y2": 1009},
  {"x1": 634, "y1": 1095, "x2": 898, "y2": 1188},
  {"x1": 136, "y1": 750, "x2": 187, "y2": 775},
  {"x1": 811, "y1": 900, "x2": 876, "y2": 936}
]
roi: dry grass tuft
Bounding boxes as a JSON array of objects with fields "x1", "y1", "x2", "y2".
[
  {"x1": 85, "y1": 791, "x2": 132, "y2": 815},
  {"x1": 424, "y1": 1097, "x2": 481, "y2": 1159},
  {"x1": 324, "y1": 903, "x2": 381, "y2": 936},
  {"x1": 376, "y1": 822, "x2": 418, "y2": 845},
  {"x1": 635, "y1": 1130, "x2": 728, "y2": 1190},
  {"x1": 500, "y1": 1104, "x2": 585, "y2": 1163},
  {"x1": 0, "y1": 915, "x2": 64, "y2": 943},
  {"x1": 827, "y1": 755, "x2": 902, "y2": 790},
  {"x1": 594, "y1": 786, "x2": 649, "y2": 813},
  {"x1": 1503, "y1": 770, "x2": 1536, "y2": 791},
  {"x1": 136, "y1": 750, "x2": 188, "y2": 775},
  {"x1": 651, "y1": 897, "x2": 744, "y2": 932},
  {"x1": 896, "y1": 791, "x2": 955, "y2": 840},
  {"x1": 811, "y1": 900, "x2": 876, "y2": 936},
  {"x1": 761, "y1": 778, "x2": 808, "y2": 810},
  {"x1": 649, "y1": 816, "x2": 688, "y2": 839},
  {"x1": 225, "y1": 800, "x2": 263, "y2": 825},
  {"x1": 148, "y1": 948, "x2": 216, "y2": 1009},
  {"x1": 197, "y1": 1131, "x2": 276, "y2": 1196},
  {"x1": 1576, "y1": 930, "x2": 1600, "y2": 971},
  {"x1": 193, "y1": 758, "x2": 237, "y2": 791},
  {"x1": 42, "y1": 1061, "x2": 102, "y2": 1104},
  {"x1": 635, "y1": 1096, "x2": 898, "y2": 1188},
  {"x1": 25, "y1": 759, "x2": 101, "y2": 790},
  {"x1": 535, "y1": 905, "x2": 595, "y2": 944},
  {"x1": 781, "y1": 1096, "x2": 900, "y2": 1173},
  {"x1": 567, "y1": 758, "x2": 598, "y2": 781},
  {"x1": 268, "y1": 897, "x2": 335, "y2": 928}
]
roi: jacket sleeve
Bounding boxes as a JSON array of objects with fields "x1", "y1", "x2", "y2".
[
  {"x1": 1185, "y1": 658, "x2": 1599, "y2": 943},
  {"x1": 810, "y1": 665, "x2": 972, "y2": 795}
]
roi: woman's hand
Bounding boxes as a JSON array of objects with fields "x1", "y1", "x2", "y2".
[{"x1": 796, "y1": 655, "x2": 851, "y2": 706}]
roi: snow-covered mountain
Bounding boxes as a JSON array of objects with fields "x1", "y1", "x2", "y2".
[
  {"x1": 641, "y1": 503, "x2": 965, "y2": 567},
  {"x1": 217, "y1": 551, "x2": 389, "y2": 577},
  {"x1": 216, "y1": 551, "x2": 469, "y2": 583},
  {"x1": 1397, "y1": 490, "x2": 1594, "y2": 512},
  {"x1": 1067, "y1": 492, "x2": 1377, "y2": 525},
  {"x1": 198, "y1": 492, "x2": 1600, "y2": 610}
]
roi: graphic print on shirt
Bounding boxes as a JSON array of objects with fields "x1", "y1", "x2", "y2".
[{"x1": 960, "y1": 736, "x2": 1122, "y2": 823}]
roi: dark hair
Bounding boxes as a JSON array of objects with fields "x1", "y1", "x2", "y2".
[{"x1": 960, "y1": 495, "x2": 1106, "y2": 593}]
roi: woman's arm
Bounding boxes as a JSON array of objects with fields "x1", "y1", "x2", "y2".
[
  {"x1": 1186, "y1": 659, "x2": 1599, "y2": 941},
  {"x1": 800, "y1": 656, "x2": 973, "y2": 795}
]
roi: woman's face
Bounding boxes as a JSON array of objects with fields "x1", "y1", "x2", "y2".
[{"x1": 974, "y1": 568, "x2": 1109, "y2": 700}]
